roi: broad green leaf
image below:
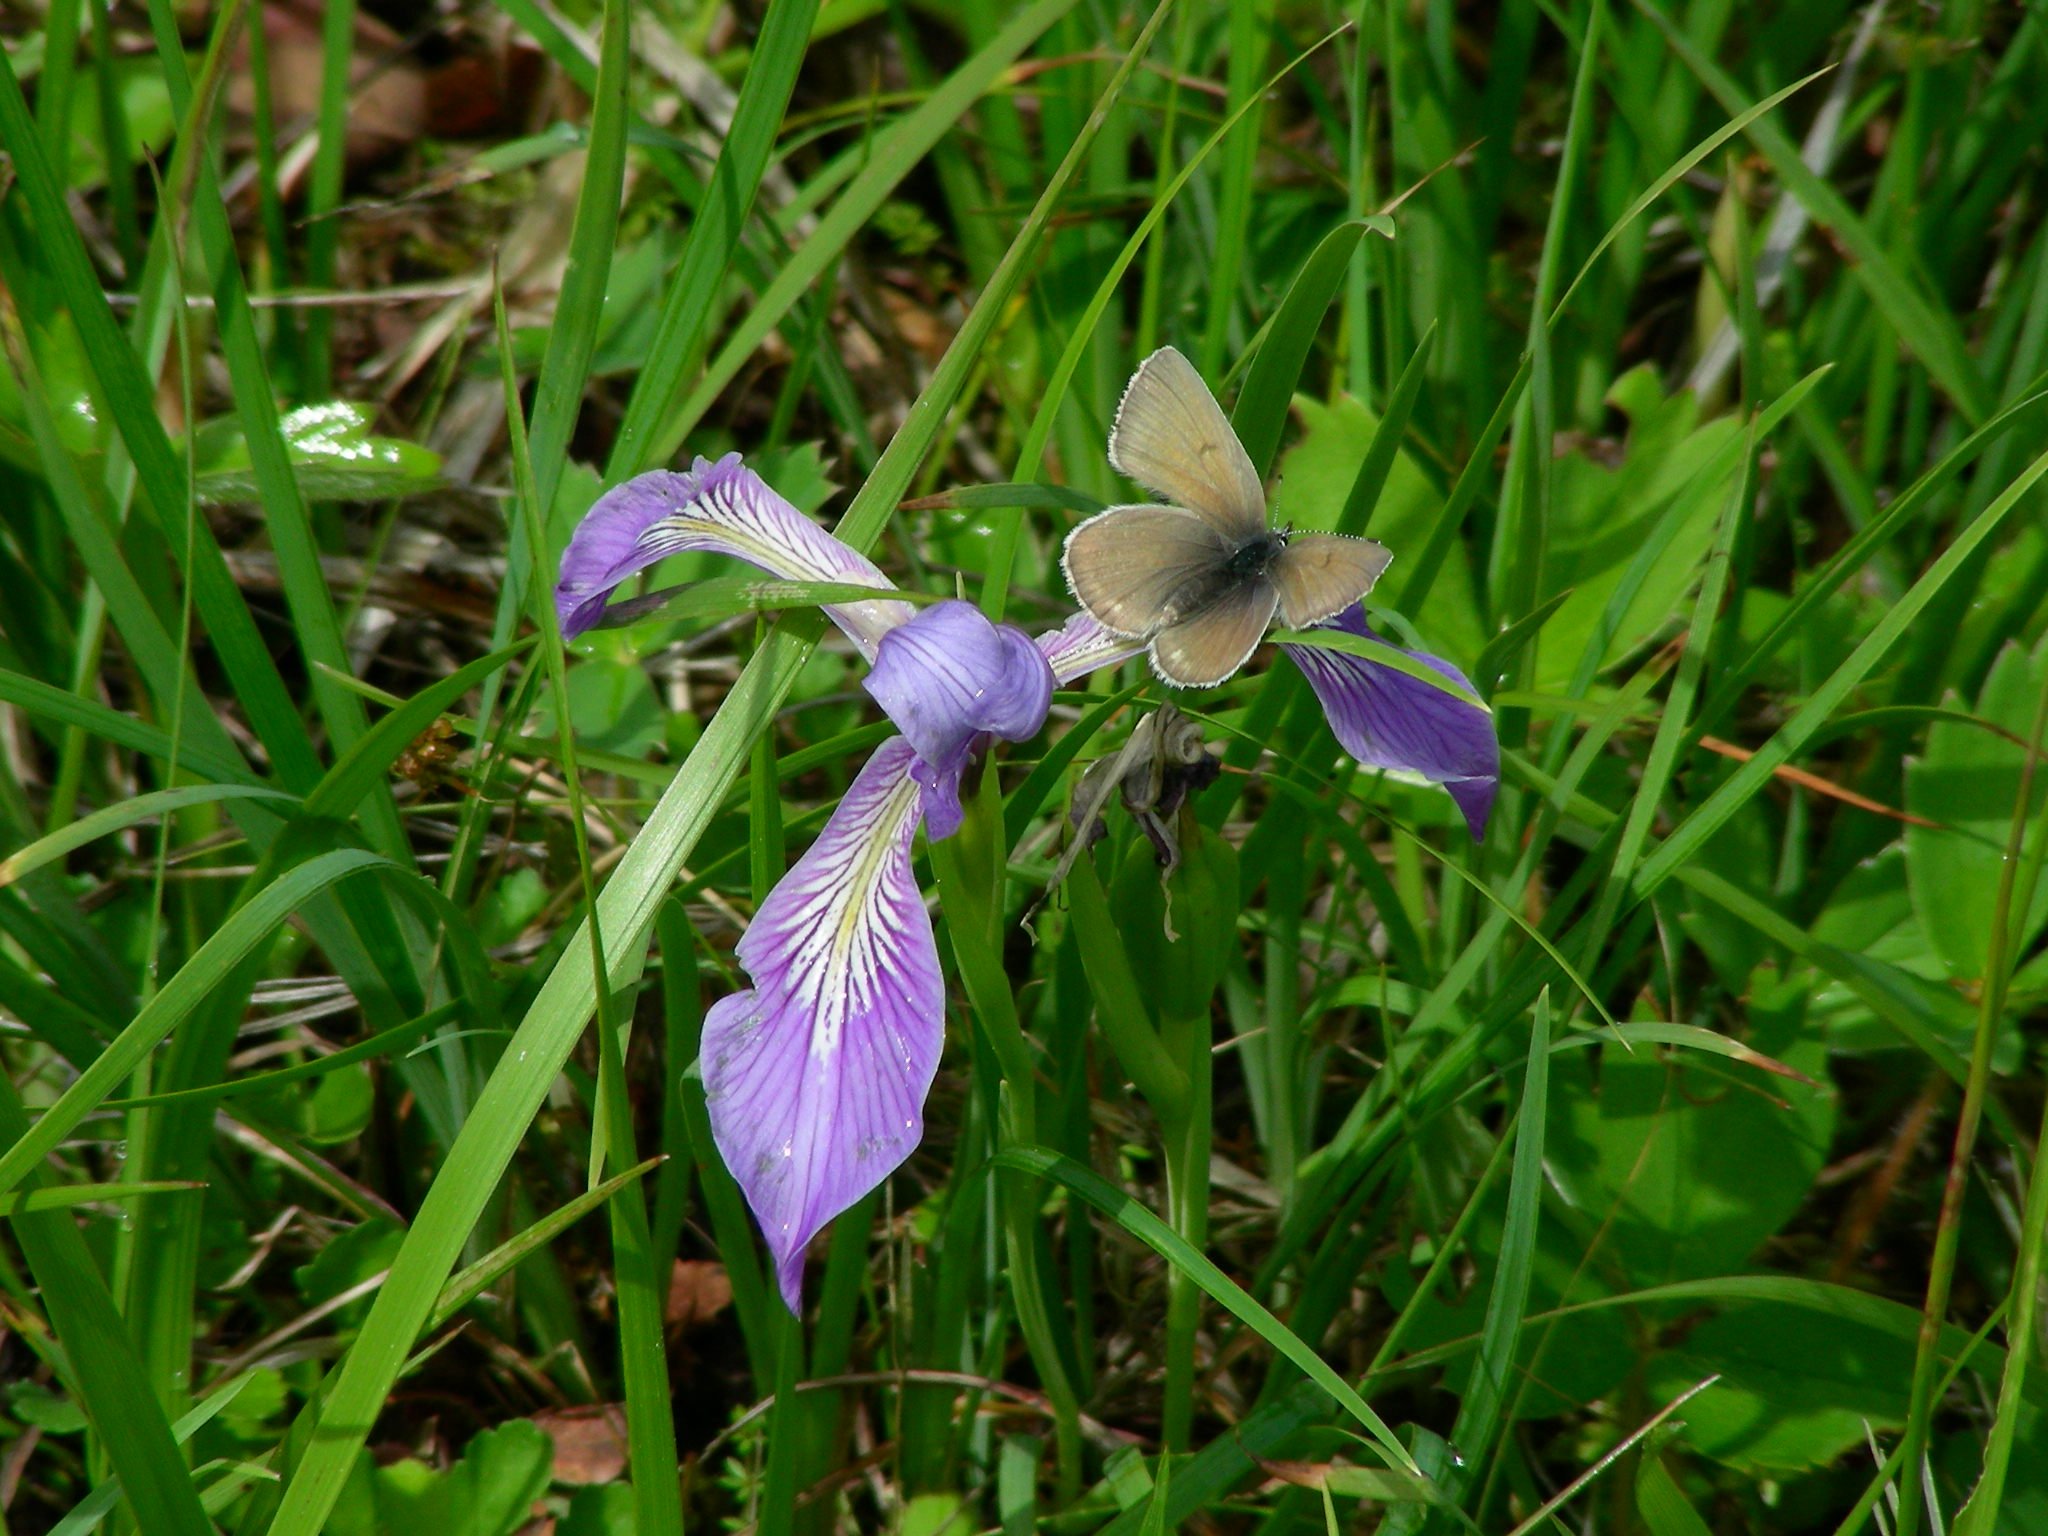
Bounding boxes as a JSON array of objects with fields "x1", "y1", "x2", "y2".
[
  {"x1": 1635, "y1": 1452, "x2": 1715, "y2": 1536},
  {"x1": 1277, "y1": 393, "x2": 1482, "y2": 660},
  {"x1": 1905, "y1": 635, "x2": 2048, "y2": 981},
  {"x1": 1546, "y1": 1009, "x2": 1836, "y2": 1288},
  {"x1": 190, "y1": 402, "x2": 443, "y2": 504},
  {"x1": 1640, "y1": 1303, "x2": 1915, "y2": 1473}
]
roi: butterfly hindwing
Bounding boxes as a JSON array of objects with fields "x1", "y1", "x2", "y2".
[
  {"x1": 1269, "y1": 533, "x2": 1393, "y2": 629},
  {"x1": 1108, "y1": 347, "x2": 1267, "y2": 543},
  {"x1": 1148, "y1": 578, "x2": 1280, "y2": 689},
  {"x1": 1061, "y1": 504, "x2": 1235, "y2": 638}
]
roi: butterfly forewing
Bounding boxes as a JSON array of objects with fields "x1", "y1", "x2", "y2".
[
  {"x1": 1149, "y1": 578, "x2": 1279, "y2": 688},
  {"x1": 1108, "y1": 347, "x2": 1267, "y2": 542},
  {"x1": 1062, "y1": 504, "x2": 1235, "y2": 638},
  {"x1": 1269, "y1": 534, "x2": 1393, "y2": 629}
]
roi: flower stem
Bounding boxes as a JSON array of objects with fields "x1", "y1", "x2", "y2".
[
  {"x1": 1064, "y1": 858, "x2": 1188, "y2": 1114},
  {"x1": 930, "y1": 777, "x2": 1085, "y2": 1498}
]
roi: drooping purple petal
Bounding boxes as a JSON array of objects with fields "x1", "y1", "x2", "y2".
[
  {"x1": 863, "y1": 600, "x2": 1055, "y2": 839},
  {"x1": 1282, "y1": 605, "x2": 1499, "y2": 840},
  {"x1": 1035, "y1": 609, "x2": 1145, "y2": 684},
  {"x1": 554, "y1": 453, "x2": 914, "y2": 652},
  {"x1": 700, "y1": 738, "x2": 939, "y2": 1313}
]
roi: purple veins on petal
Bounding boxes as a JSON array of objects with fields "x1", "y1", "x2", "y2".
[
  {"x1": 553, "y1": 453, "x2": 914, "y2": 651},
  {"x1": 1282, "y1": 604, "x2": 1500, "y2": 841},
  {"x1": 863, "y1": 600, "x2": 1055, "y2": 840},
  {"x1": 1034, "y1": 609, "x2": 1147, "y2": 685},
  {"x1": 699, "y1": 738, "x2": 940, "y2": 1314}
]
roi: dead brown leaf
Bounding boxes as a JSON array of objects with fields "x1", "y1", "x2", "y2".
[
  {"x1": 666, "y1": 1259, "x2": 734, "y2": 1333},
  {"x1": 529, "y1": 1403, "x2": 628, "y2": 1487}
]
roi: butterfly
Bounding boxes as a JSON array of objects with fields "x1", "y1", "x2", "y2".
[{"x1": 1060, "y1": 346, "x2": 1393, "y2": 688}]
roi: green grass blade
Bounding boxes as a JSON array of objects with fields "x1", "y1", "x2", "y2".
[
  {"x1": 104, "y1": 1004, "x2": 462, "y2": 1112},
  {"x1": 0, "y1": 668, "x2": 262, "y2": 786},
  {"x1": 0, "y1": 1182, "x2": 206, "y2": 1217},
  {"x1": 994, "y1": 1145, "x2": 1420, "y2": 1475},
  {"x1": 0, "y1": 848, "x2": 397, "y2": 1199},
  {"x1": 1232, "y1": 218, "x2": 1372, "y2": 479},
  {"x1": 1628, "y1": 0, "x2": 1991, "y2": 423},
  {"x1": 1338, "y1": 320, "x2": 1437, "y2": 539},
  {"x1": 1445, "y1": 991, "x2": 1552, "y2": 1514},
  {"x1": 0, "y1": 31, "x2": 323, "y2": 791},
  {"x1": 427, "y1": 1158, "x2": 662, "y2": 1332},
  {"x1": 1638, "y1": 444, "x2": 2048, "y2": 896},
  {"x1": 1691, "y1": 386, "x2": 2048, "y2": 744},
  {"x1": 144, "y1": 0, "x2": 401, "y2": 802},
  {"x1": 1199, "y1": 0, "x2": 1275, "y2": 376},
  {"x1": 467, "y1": 0, "x2": 632, "y2": 771},
  {"x1": 984, "y1": 24, "x2": 1342, "y2": 619},
  {"x1": 301, "y1": 0, "x2": 356, "y2": 391},
  {"x1": 501, "y1": 258, "x2": 683, "y2": 1535},
  {"x1": 654, "y1": 0, "x2": 1088, "y2": 469},
  {"x1": 1574, "y1": 420, "x2": 1750, "y2": 967},
  {"x1": 0, "y1": 1081, "x2": 213, "y2": 1536},
  {"x1": 0, "y1": 785, "x2": 297, "y2": 887},
  {"x1": 606, "y1": 0, "x2": 822, "y2": 481},
  {"x1": 522, "y1": 0, "x2": 628, "y2": 529}
]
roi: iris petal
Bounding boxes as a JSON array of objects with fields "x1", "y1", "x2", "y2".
[
  {"x1": 700, "y1": 739, "x2": 940, "y2": 1313},
  {"x1": 864, "y1": 601, "x2": 1055, "y2": 839},
  {"x1": 1283, "y1": 605, "x2": 1500, "y2": 840},
  {"x1": 1034, "y1": 609, "x2": 1146, "y2": 685},
  {"x1": 554, "y1": 454, "x2": 914, "y2": 652}
]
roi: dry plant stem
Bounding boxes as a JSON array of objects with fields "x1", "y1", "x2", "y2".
[
  {"x1": 1894, "y1": 657, "x2": 2048, "y2": 1536},
  {"x1": 1827, "y1": 1070, "x2": 1947, "y2": 1284},
  {"x1": 1500, "y1": 1375, "x2": 1721, "y2": 1536}
]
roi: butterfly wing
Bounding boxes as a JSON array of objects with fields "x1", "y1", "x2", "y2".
[
  {"x1": 1269, "y1": 533, "x2": 1393, "y2": 629},
  {"x1": 1062, "y1": 504, "x2": 1235, "y2": 638},
  {"x1": 1148, "y1": 578, "x2": 1280, "y2": 689},
  {"x1": 1109, "y1": 347, "x2": 1267, "y2": 542}
]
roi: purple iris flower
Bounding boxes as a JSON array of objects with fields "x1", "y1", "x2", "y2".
[
  {"x1": 555, "y1": 455, "x2": 1495, "y2": 1308},
  {"x1": 1280, "y1": 605, "x2": 1499, "y2": 842},
  {"x1": 556, "y1": 455, "x2": 1139, "y2": 1310}
]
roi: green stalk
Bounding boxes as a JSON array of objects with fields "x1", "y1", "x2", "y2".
[
  {"x1": 1900, "y1": 652, "x2": 2048, "y2": 1536},
  {"x1": 302, "y1": 0, "x2": 356, "y2": 393},
  {"x1": 1064, "y1": 859, "x2": 1187, "y2": 1113},
  {"x1": 1260, "y1": 835, "x2": 1304, "y2": 1211},
  {"x1": 930, "y1": 777, "x2": 1085, "y2": 1494},
  {"x1": 1157, "y1": 1007, "x2": 1212, "y2": 1455}
]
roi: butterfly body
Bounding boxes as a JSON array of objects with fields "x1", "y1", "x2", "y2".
[
  {"x1": 1061, "y1": 347, "x2": 1393, "y2": 688},
  {"x1": 1221, "y1": 530, "x2": 1288, "y2": 584}
]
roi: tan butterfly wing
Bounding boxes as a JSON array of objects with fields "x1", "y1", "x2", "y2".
[
  {"x1": 1062, "y1": 504, "x2": 1234, "y2": 638},
  {"x1": 1269, "y1": 534, "x2": 1393, "y2": 629},
  {"x1": 1148, "y1": 579, "x2": 1279, "y2": 689},
  {"x1": 1109, "y1": 347, "x2": 1267, "y2": 542}
]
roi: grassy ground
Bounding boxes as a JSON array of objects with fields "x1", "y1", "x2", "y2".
[{"x1": 3, "y1": 0, "x2": 2048, "y2": 1532}]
